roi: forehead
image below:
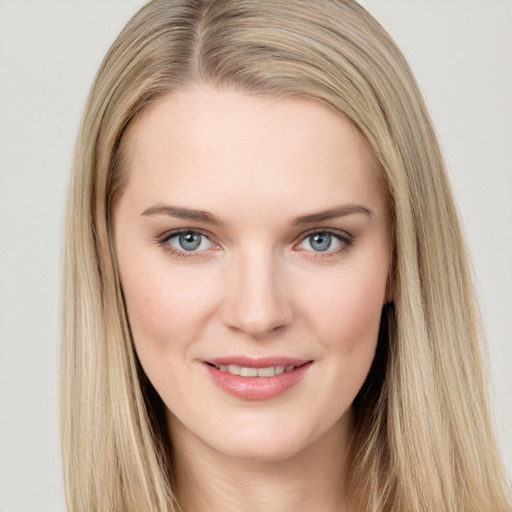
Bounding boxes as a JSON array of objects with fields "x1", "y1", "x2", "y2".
[{"x1": 120, "y1": 87, "x2": 388, "y2": 220}]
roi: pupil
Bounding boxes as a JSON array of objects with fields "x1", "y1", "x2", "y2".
[
  {"x1": 311, "y1": 233, "x2": 331, "y2": 252},
  {"x1": 179, "y1": 232, "x2": 201, "y2": 251}
]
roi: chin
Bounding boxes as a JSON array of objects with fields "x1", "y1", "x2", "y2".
[
  {"x1": 214, "y1": 431, "x2": 310, "y2": 462},
  {"x1": 169, "y1": 405, "x2": 351, "y2": 464}
]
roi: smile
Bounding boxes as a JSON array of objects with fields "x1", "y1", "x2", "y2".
[
  {"x1": 211, "y1": 364, "x2": 296, "y2": 377},
  {"x1": 204, "y1": 358, "x2": 313, "y2": 400}
]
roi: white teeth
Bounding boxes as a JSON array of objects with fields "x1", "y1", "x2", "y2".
[
  {"x1": 214, "y1": 364, "x2": 297, "y2": 377},
  {"x1": 240, "y1": 367, "x2": 258, "y2": 377},
  {"x1": 274, "y1": 365, "x2": 285, "y2": 375},
  {"x1": 257, "y1": 367, "x2": 275, "y2": 377},
  {"x1": 227, "y1": 364, "x2": 240, "y2": 375}
]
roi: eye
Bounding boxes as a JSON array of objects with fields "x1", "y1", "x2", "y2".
[
  {"x1": 297, "y1": 230, "x2": 352, "y2": 254},
  {"x1": 162, "y1": 230, "x2": 214, "y2": 253},
  {"x1": 303, "y1": 232, "x2": 335, "y2": 252}
]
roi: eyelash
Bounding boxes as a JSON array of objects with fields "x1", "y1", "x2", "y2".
[
  {"x1": 156, "y1": 228, "x2": 354, "y2": 260},
  {"x1": 295, "y1": 229, "x2": 353, "y2": 259},
  {"x1": 156, "y1": 228, "x2": 218, "y2": 260}
]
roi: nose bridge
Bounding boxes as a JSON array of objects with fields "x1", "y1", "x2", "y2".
[{"x1": 222, "y1": 243, "x2": 292, "y2": 337}]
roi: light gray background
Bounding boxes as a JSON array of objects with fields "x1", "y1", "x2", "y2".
[{"x1": 0, "y1": 1, "x2": 510, "y2": 510}]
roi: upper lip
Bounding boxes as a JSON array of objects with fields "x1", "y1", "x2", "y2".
[{"x1": 204, "y1": 356, "x2": 312, "y2": 368}]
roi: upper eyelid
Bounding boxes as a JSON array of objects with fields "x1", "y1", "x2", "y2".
[
  {"x1": 296, "y1": 227, "x2": 353, "y2": 242},
  {"x1": 156, "y1": 227, "x2": 353, "y2": 248},
  {"x1": 158, "y1": 227, "x2": 215, "y2": 242},
  {"x1": 157, "y1": 229, "x2": 217, "y2": 258}
]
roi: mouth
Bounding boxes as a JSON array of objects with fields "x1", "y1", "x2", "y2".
[
  {"x1": 203, "y1": 358, "x2": 313, "y2": 400},
  {"x1": 206, "y1": 363, "x2": 301, "y2": 377}
]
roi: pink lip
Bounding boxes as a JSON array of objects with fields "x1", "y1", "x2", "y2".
[
  {"x1": 206, "y1": 356, "x2": 311, "y2": 368},
  {"x1": 203, "y1": 357, "x2": 313, "y2": 401}
]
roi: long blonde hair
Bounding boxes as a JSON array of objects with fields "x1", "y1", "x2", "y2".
[{"x1": 61, "y1": 1, "x2": 511, "y2": 510}]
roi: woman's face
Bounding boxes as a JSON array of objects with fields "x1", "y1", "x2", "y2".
[{"x1": 115, "y1": 88, "x2": 392, "y2": 461}]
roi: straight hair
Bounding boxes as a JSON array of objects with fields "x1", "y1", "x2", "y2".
[{"x1": 61, "y1": 1, "x2": 512, "y2": 510}]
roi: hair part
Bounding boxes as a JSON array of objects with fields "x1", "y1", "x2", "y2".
[{"x1": 61, "y1": 1, "x2": 512, "y2": 510}]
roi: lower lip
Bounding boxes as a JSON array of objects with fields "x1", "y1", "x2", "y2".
[{"x1": 204, "y1": 362, "x2": 312, "y2": 401}]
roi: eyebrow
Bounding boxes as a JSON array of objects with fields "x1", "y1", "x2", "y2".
[
  {"x1": 141, "y1": 202, "x2": 373, "y2": 226},
  {"x1": 141, "y1": 204, "x2": 223, "y2": 225},
  {"x1": 291, "y1": 203, "x2": 374, "y2": 225}
]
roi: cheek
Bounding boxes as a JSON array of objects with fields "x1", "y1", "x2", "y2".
[
  {"x1": 119, "y1": 256, "x2": 219, "y2": 360},
  {"x1": 305, "y1": 264, "x2": 387, "y2": 348},
  {"x1": 298, "y1": 256, "x2": 388, "y2": 394},
  {"x1": 119, "y1": 262, "x2": 224, "y2": 411}
]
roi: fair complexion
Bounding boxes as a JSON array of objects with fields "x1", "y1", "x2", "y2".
[{"x1": 115, "y1": 87, "x2": 392, "y2": 512}]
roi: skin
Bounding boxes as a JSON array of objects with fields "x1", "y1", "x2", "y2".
[{"x1": 115, "y1": 87, "x2": 392, "y2": 512}]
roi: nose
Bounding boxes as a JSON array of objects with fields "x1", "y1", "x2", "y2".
[{"x1": 221, "y1": 248, "x2": 293, "y2": 338}]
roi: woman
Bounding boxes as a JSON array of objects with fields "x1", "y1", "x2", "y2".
[{"x1": 61, "y1": 0, "x2": 511, "y2": 510}]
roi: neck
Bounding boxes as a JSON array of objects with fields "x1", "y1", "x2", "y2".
[{"x1": 169, "y1": 411, "x2": 353, "y2": 512}]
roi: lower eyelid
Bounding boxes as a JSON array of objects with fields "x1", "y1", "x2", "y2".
[
  {"x1": 297, "y1": 241, "x2": 352, "y2": 260},
  {"x1": 157, "y1": 229, "x2": 352, "y2": 259},
  {"x1": 157, "y1": 229, "x2": 226, "y2": 262},
  {"x1": 298, "y1": 231, "x2": 353, "y2": 248},
  {"x1": 162, "y1": 245, "x2": 194, "y2": 260}
]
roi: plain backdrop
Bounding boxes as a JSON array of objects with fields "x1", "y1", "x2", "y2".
[{"x1": 0, "y1": 1, "x2": 510, "y2": 511}]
